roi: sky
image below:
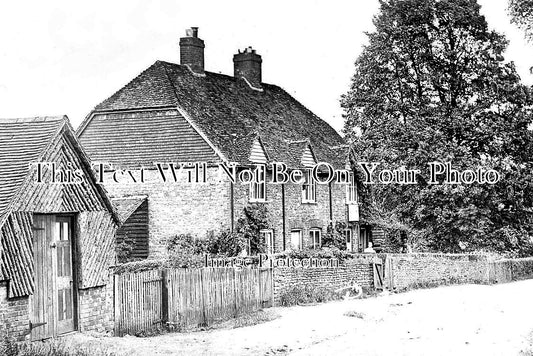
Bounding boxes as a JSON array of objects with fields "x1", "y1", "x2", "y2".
[{"x1": 0, "y1": 0, "x2": 532, "y2": 134}]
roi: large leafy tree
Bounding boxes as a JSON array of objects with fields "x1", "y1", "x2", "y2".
[
  {"x1": 342, "y1": 0, "x2": 533, "y2": 255},
  {"x1": 509, "y1": 0, "x2": 533, "y2": 42}
]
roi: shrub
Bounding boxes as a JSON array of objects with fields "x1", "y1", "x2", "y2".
[
  {"x1": 322, "y1": 221, "x2": 347, "y2": 250},
  {"x1": 236, "y1": 205, "x2": 269, "y2": 255},
  {"x1": 116, "y1": 231, "x2": 137, "y2": 263},
  {"x1": 279, "y1": 284, "x2": 338, "y2": 306},
  {"x1": 0, "y1": 333, "x2": 115, "y2": 356},
  {"x1": 277, "y1": 246, "x2": 355, "y2": 262},
  {"x1": 206, "y1": 230, "x2": 246, "y2": 257},
  {"x1": 166, "y1": 233, "x2": 209, "y2": 267}
]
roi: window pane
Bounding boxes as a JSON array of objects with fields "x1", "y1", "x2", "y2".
[
  {"x1": 65, "y1": 289, "x2": 72, "y2": 319},
  {"x1": 62, "y1": 222, "x2": 69, "y2": 240},
  {"x1": 55, "y1": 222, "x2": 61, "y2": 241},
  {"x1": 64, "y1": 245, "x2": 71, "y2": 277},
  {"x1": 58, "y1": 290, "x2": 64, "y2": 321},
  {"x1": 290, "y1": 231, "x2": 301, "y2": 250}
]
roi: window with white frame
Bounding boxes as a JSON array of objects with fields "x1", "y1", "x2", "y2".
[
  {"x1": 290, "y1": 230, "x2": 302, "y2": 250},
  {"x1": 249, "y1": 165, "x2": 266, "y2": 202},
  {"x1": 346, "y1": 172, "x2": 358, "y2": 204},
  {"x1": 302, "y1": 170, "x2": 316, "y2": 203},
  {"x1": 309, "y1": 228, "x2": 321, "y2": 249},
  {"x1": 260, "y1": 229, "x2": 274, "y2": 255}
]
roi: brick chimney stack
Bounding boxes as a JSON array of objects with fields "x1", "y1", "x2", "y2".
[
  {"x1": 233, "y1": 47, "x2": 262, "y2": 90},
  {"x1": 179, "y1": 27, "x2": 205, "y2": 74}
]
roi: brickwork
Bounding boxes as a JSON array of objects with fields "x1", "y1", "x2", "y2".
[
  {"x1": 0, "y1": 283, "x2": 30, "y2": 340},
  {"x1": 179, "y1": 35, "x2": 205, "y2": 74},
  {"x1": 105, "y1": 167, "x2": 232, "y2": 257},
  {"x1": 0, "y1": 278, "x2": 114, "y2": 340},
  {"x1": 233, "y1": 170, "x2": 349, "y2": 252},
  {"x1": 233, "y1": 48, "x2": 262, "y2": 88},
  {"x1": 385, "y1": 253, "x2": 491, "y2": 291},
  {"x1": 78, "y1": 281, "x2": 114, "y2": 334},
  {"x1": 272, "y1": 256, "x2": 376, "y2": 306}
]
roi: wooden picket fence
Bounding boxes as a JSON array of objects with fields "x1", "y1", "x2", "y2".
[{"x1": 113, "y1": 267, "x2": 273, "y2": 336}]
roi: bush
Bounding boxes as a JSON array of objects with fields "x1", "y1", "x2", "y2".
[
  {"x1": 322, "y1": 221, "x2": 347, "y2": 250},
  {"x1": 0, "y1": 333, "x2": 115, "y2": 356},
  {"x1": 205, "y1": 230, "x2": 247, "y2": 257},
  {"x1": 279, "y1": 284, "x2": 338, "y2": 306},
  {"x1": 236, "y1": 205, "x2": 269, "y2": 255},
  {"x1": 277, "y1": 246, "x2": 355, "y2": 262},
  {"x1": 116, "y1": 231, "x2": 137, "y2": 263},
  {"x1": 166, "y1": 233, "x2": 209, "y2": 267}
]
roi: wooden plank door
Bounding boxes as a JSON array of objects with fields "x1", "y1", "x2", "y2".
[
  {"x1": 31, "y1": 215, "x2": 54, "y2": 340},
  {"x1": 55, "y1": 216, "x2": 75, "y2": 334},
  {"x1": 31, "y1": 215, "x2": 76, "y2": 340}
]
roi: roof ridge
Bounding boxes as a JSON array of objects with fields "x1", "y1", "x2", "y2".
[
  {"x1": 111, "y1": 195, "x2": 149, "y2": 200},
  {"x1": 0, "y1": 116, "x2": 65, "y2": 123}
]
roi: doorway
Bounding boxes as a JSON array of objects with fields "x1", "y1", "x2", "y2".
[{"x1": 31, "y1": 215, "x2": 77, "y2": 340}]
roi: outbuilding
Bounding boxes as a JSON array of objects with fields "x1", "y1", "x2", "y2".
[{"x1": 0, "y1": 116, "x2": 119, "y2": 340}]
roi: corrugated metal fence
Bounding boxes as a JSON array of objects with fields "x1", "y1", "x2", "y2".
[{"x1": 114, "y1": 267, "x2": 273, "y2": 336}]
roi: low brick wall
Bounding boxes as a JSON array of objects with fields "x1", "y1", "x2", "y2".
[
  {"x1": 0, "y1": 283, "x2": 29, "y2": 340},
  {"x1": 78, "y1": 283, "x2": 114, "y2": 334},
  {"x1": 272, "y1": 255, "x2": 377, "y2": 306},
  {"x1": 488, "y1": 257, "x2": 533, "y2": 284},
  {"x1": 384, "y1": 253, "x2": 491, "y2": 291},
  {"x1": 0, "y1": 279, "x2": 113, "y2": 341}
]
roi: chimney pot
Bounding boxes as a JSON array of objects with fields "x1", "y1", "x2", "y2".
[
  {"x1": 180, "y1": 27, "x2": 205, "y2": 74},
  {"x1": 191, "y1": 27, "x2": 199, "y2": 38}
]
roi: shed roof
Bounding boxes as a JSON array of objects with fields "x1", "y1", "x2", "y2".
[
  {"x1": 0, "y1": 116, "x2": 119, "y2": 226},
  {"x1": 112, "y1": 195, "x2": 148, "y2": 223}
]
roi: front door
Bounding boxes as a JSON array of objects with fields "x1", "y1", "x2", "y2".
[
  {"x1": 31, "y1": 215, "x2": 76, "y2": 340},
  {"x1": 345, "y1": 228, "x2": 353, "y2": 252}
]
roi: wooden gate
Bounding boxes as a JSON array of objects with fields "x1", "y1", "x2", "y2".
[
  {"x1": 30, "y1": 215, "x2": 77, "y2": 340},
  {"x1": 114, "y1": 267, "x2": 273, "y2": 336}
]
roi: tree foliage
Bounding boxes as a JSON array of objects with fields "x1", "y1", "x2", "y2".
[
  {"x1": 342, "y1": 0, "x2": 533, "y2": 255},
  {"x1": 508, "y1": 0, "x2": 533, "y2": 42}
]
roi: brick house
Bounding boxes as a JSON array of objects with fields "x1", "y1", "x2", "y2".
[
  {"x1": 77, "y1": 28, "x2": 369, "y2": 257},
  {"x1": 0, "y1": 116, "x2": 119, "y2": 340}
]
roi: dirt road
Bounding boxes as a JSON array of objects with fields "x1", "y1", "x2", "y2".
[{"x1": 69, "y1": 279, "x2": 533, "y2": 355}]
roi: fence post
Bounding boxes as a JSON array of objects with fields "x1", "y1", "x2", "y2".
[
  {"x1": 161, "y1": 269, "x2": 169, "y2": 330},
  {"x1": 200, "y1": 269, "x2": 207, "y2": 327},
  {"x1": 233, "y1": 268, "x2": 238, "y2": 317}
]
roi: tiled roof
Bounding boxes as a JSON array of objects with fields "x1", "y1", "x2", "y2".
[
  {"x1": 0, "y1": 116, "x2": 120, "y2": 227},
  {"x1": 112, "y1": 195, "x2": 148, "y2": 223},
  {"x1": 79, "y1": 61, "x2": 346, "y2": 168},
  {"x1": 0, "y1": 117, "x2": 66, "y2": 224}
]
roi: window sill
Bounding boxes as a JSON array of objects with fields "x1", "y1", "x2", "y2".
[{"x1": 301, "y1": 201, "x2": 317, "y2": 205}]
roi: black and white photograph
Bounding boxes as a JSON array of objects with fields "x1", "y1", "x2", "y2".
[{"x1": 1, "y1": 1, "x2": 533, "y2": 355}]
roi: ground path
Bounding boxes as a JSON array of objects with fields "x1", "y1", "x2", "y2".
[{"x1": 67, "y1": 279, "x2": 533, "y2": 355}]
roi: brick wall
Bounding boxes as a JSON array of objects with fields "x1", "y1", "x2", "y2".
[
  {"x1": 0, "y1": 280, "x2": 114, "y2": 340},
  {"x1": 104, "y1": 167, "x2": 232, "y2": 257},
  {"x1": 78, "y1": 281, "x2": 114, "y2": 334},
  {"x1": 0, "y1": 283, "x2": 30, "y2": 340},
  {"x1": 233, "y1": 170, "x2": 349, "y2": 252},
  {"x1": 272, "y1": 256, "x2": 376, "y2": 306},
  {"x1": 488, "y1": 257, "x2": 533, "y2": 283},
  {"x1": 384, "y1": 253, "x2": 491, "y2": 291}
]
